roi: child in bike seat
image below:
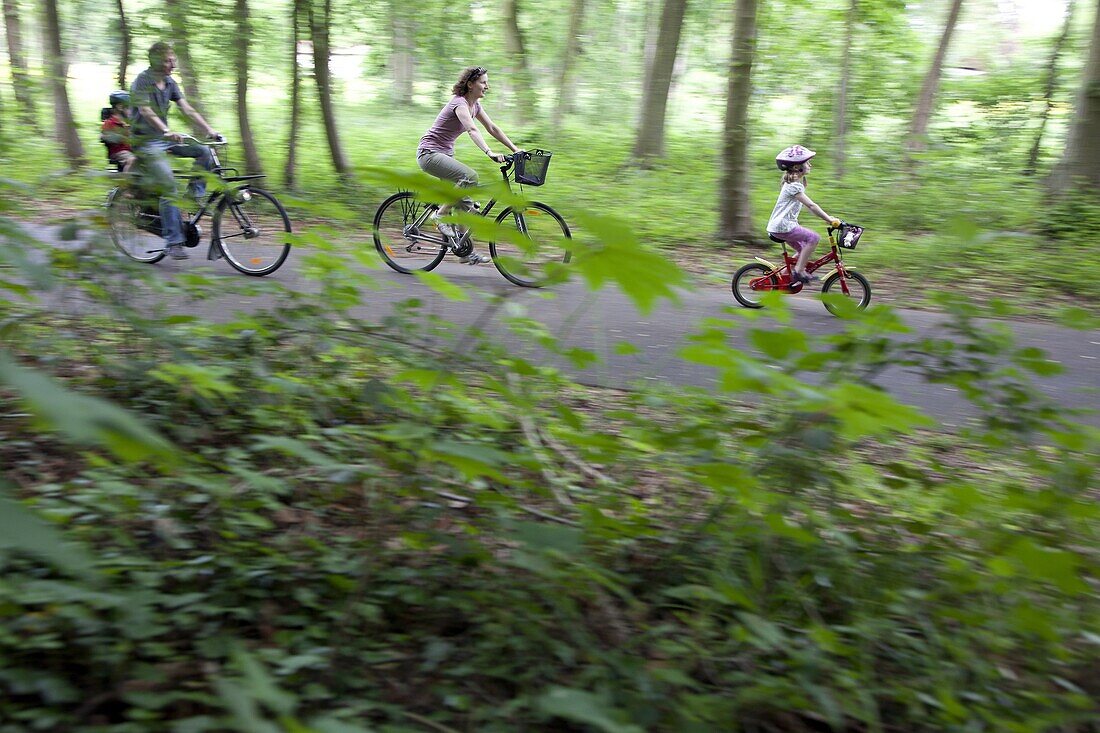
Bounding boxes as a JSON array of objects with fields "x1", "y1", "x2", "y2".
[
  {"x1": 767, "y1": 145, "x2": 840, "y2": 284},
  {"x1": 101, "y1": 90, "x2": 136, "y2": 173}
]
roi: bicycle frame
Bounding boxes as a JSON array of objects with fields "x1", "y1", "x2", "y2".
[
  {"x1": 111, "y1": 135, "x2": 255, "y2": 254},
  {"x1": 402, "y1": 158, "x2": 532, "y2": 249},
  {"x1": 750, "y1": 227, "x2": 856, "y2": 294}
]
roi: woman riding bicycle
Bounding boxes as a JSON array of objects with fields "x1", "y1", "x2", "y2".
[{"x1": 417, "y1": 66, "x2": 524, "y2": 265}]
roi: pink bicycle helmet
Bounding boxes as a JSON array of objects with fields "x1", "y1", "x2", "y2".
[{"x1": 775, "y1": 145, "x2": 816, "y2": 171}]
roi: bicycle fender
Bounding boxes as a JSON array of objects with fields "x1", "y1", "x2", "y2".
[{"x1": 754, "y1": 256, "x2": 778, "y2": 270}]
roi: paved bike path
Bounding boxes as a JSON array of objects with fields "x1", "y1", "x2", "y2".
[{"x1": 11, "y1": 221, "x2": 1100, "y2": 428}]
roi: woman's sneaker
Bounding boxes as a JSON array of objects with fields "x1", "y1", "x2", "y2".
[
  {"x1": 432, "y1": 212, "x2": 457, "y2": 239},
  {"x1": 459, "y1": 252, "x2": 491, "y2": 265}
]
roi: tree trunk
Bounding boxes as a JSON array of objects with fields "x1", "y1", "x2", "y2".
[
  {"x1": 641, "y1": 0, "x2": 658, "y2": 80},
  {"x1": 284, "y1": 0, "x2": 303, "y2": 189},
  {"x1": 1026, "y1": 0, "x2": 1075, "y2": 176},
  {"x1": 308, "y1": 0, "x2": 352, "y2": 177},
  {"x1": 234, "y1": 0, "x2": 263, "y2": 175},
  {"x1": 631, "y1": 0, "x2": 688, "y2": 163},
  {"x1": 717, "y1": 0, "x2": 757, "y2": 243},
  {"x1": 390, "y1": 0, "x2": 414, "y2": 105},
  {"x1": 164, "y1": 0, "x2": 208, "y2": 132},
  {"x1": 503, "y1": 0, "x2": 533, "y2": 124},
  {"x1": 41, "y1": 0, "x2": 85, "y2": 166},
  {"x1": 907, "y1": 0, "x2": 965, "y2": 151},
  {"x1": 834, "y1": 0, "x2": 858, "y2": 177},
  {"x1": 3, "y1": 0, "x2": 39, "y2": 130},
  {"x1": 552, "y1": 0, "x2": 586, "y2": 132},
  {"x1": 1052, "y1": 0, "x2": 1100, "y2": 191},
  {"x1": 116, "y1": 0, "x2": 131, "y2": 88}
]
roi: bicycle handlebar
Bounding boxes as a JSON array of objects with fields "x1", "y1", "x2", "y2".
[{"x1": 501, "y1": 150, "x2": 533, "y2": 168}]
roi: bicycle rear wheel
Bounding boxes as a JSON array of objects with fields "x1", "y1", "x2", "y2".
[
  {"x1": 822, "y1": 270, "x2": 871, "y2": 315},
  {"x1": 105, "y1": 187, "x2": 166, "y2": 264},
  {"x1": 489, "y1": 203, "x2": 571, "y2": 287},
  {"x1": 374, "y1": 191, "x2": 448, "y2": 273},
  {"x1": 212, "y1": 187, "x2": 293, "y2": 276},
  {"x1": 731, "y1": 263, "x2": 777, "y2": 308}
]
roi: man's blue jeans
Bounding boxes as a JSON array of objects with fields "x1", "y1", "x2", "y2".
[{"x1": 137, "y1": 140, "x2": 215, "y2": 247}]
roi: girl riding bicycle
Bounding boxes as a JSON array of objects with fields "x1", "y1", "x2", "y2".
[
  {"x1": 767, "y1": 145, "x2": 840, "y2": 284},
  {"x1": 417, "y1": 66, "x2": 524, "y2": 265}
]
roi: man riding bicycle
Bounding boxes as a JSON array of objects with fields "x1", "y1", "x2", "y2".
[{"x1": 130, "y1": 41, "x2": 222, "y2": 260}]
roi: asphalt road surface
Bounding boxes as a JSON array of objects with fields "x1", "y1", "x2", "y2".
[{"x1": 11, "y1": 220, "x2": 1100, "y2": 428}]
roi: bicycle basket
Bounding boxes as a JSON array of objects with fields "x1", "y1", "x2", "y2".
[
  {"x1": 515, "y1": 149, "x2": 551, "y2": 186},
  {"x1": 838, "y1": 223, "x2": 864, "y2": 249}
]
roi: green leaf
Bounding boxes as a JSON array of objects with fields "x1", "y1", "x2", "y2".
[
  {"x1": 507, "y1": 520, "x2": 584, "y2": 555},
  {"x1": 413, "y1": 270, "x2": 471, "y2": 302},
  {"x1": 0, "y1": 488, "x2": 96, "y2": 578},
  {"x1": 748, "y1": 327, "x2": 807, "y2": 360},
  {"x1": 568, "y1": 211, "x2": 686, "y2": 314},
  {"x1": 537, "y1": 687, "x2": 643, "y2": 733},
  {"x1": 0, "y1": 351, "x2": 177, "y2": 465},
  {"x1": 426, "y1": 441, "x2": 510, "y2": 480}
]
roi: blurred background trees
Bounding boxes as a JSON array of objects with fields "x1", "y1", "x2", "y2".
[{"x1": 0, "y1": 0, "x2": 1096, "y2": 235}]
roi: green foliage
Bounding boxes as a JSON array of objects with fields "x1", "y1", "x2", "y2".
[{"x1": 1, "y1": 194, "x2": 1098, "y2": 732}]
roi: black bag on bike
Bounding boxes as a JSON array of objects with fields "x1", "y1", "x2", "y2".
[
  {"x1": 515, "y1": 150, "x2": 552, "y2": 187},
  {"x1": 838, "y1": 223, "x2": 864, "y2": 249}
]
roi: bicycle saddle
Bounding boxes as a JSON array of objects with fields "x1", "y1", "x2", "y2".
[{"x1": 768, "y1": 233, "x2": 785, "y2": 243}]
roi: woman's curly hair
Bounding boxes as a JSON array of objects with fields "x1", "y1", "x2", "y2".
[{"x1": 452, "y1": 66, "x2": 487, "y2": 96}]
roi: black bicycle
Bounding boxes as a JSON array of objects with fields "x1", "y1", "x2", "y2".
[
  {"x1": 373, "y1": 150, "x2": 571, "y2": 287},
  {"x1": 104, "y1": 135, "x2": 292, "y2": 276}
]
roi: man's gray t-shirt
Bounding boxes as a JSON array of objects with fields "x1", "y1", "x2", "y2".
[{"x1": 129, "y1": 69, "x2": 183, "y2": 141}]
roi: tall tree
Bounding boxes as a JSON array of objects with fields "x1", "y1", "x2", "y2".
[
  {"x1": 834, "y1": 0, "x2": 858, "y2": 177},
  {"x1": 308, "y1": 0, "x2": 351, "y2": 177},
  {"x1": 389, "y1": 0, "x2": 414, "y2": 105},
  {"x1": 234, "y1": 0, "x2": 263, "y2": 175},
  {"x1": 116, "y1": 0, "x2": 131, "y2": 88},
  {"x1": 41, "y1": 0, "x2": 84, "y2": 166},
  {"x1": 284, "y1": 0, "x2": 303, "y2": 189},
  {"x1": 552, "y1": 0, "x2": 586, "y2": 132},
  {"x1": 1053, "y1": 0, "x2": 1100, "y2": 190},
  {"x1": 1026, "y1": 0, "x2": 1076, "y2": 175},
  {"x1": 3, "y1": 0, "x2": 39, "y2": 130},
  {"x1": 164, "y1": 0, "x2": 208, "y2": 131},
  {"x1": 717, "y1": 0, "x2": 757, "y2": 243},
  {"x1": 907, "y1": 0, "x2": 965, "y2": 151},
  {"x1": 503, "y1": 0, "x2": 534, "y2": 124},
  {"x1": 631, "y1": 0, "x2": 687, "y2": 163}
]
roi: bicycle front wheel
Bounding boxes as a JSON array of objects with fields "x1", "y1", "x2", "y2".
[
  {"x1": 489, "y1": 203, "x2": 571, "y2": 287},
  {"x1": 731, "y1": 263, "x2": 777, "y2": 308},
  {"x1": 373, "y1": 191, "x2": 448, "y2": 273},
  {"x1": 212, "y1": 187, "x2": 292, "y2": 277},
  {"x1": 822, "y1": 270, "x2": 871, "y2": 315},
  {"x1": 106, "y1": 187, "x2": 166, "y2": 264}
]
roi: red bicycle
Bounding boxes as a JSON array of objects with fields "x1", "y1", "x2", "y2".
[{"x1": 731, "y1": 222, "x2": 871, "y2": 316}]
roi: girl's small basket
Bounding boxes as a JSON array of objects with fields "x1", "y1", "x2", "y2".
[
  {"x1": 838, "y1": 223, "x2": 864, "y2": 249},
  {"x1": 515, "y1": 149, "x2": 551, "y2": 187}
]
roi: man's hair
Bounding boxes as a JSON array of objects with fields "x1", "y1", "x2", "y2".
[{"x1": 148, "y1": 41, "x2": 173, "y2": 65}]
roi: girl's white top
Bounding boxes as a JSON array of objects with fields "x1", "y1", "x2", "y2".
[{"x1": 766, "y1": 182, "x2": 805, "y2": 233}]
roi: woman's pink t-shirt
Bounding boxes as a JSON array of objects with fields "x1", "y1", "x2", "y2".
[{"x1": 418, "y1": 96, "x2": 481, "y2": 156}]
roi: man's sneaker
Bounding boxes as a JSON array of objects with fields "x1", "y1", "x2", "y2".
[
  {"x1": 459, "y1": 252, "x2": 491, "y2": 265},
  {"x1": 166, "y1": 243, "x2": 189, "y2": 260},
  {"x1": 432, "y1": 212, "x2": 457, "y2": 239}
]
